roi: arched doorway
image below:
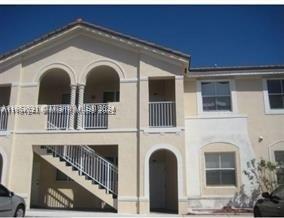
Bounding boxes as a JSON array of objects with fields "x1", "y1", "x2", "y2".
[
  {"x1": 83, "y1": 66, "x2": 120, "y2": 129},
  {"x1": 38, "y1": 69, "x2": 72, "y2": 130},
  {"x1": 85, "y1": 66, "x2": 120, "y2": 104},
  {"x1": 38, "y1": 69, "x2": 71, "y2": 105},
  {"x1": 149, "y1": 149, "x2": 178, "y2": 213}
]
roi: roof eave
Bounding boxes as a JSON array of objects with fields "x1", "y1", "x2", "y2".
[{"x1": 0, "y1": 20, "x2": 190, "y2": 64}]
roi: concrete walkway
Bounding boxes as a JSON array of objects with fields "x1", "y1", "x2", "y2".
[
  {"x1": 26, "y1": 209, "x2": 253, "y2": 217},
  {"x1": 26, "y1": 209, "x2": 178, "y2": 217}
]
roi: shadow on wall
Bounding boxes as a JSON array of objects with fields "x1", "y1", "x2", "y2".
[
  {"x1": 42, "y1": 186, "x2": 113, "y2": 211},
  {"x1": 227, "y1": 185, "x2": 260, "y2": 208},
  {"x1": 44, "y1": 188, "x2": 74, "y2": 208}
]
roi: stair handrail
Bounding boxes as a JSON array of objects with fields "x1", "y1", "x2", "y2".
[
  {"x1": 44, "y1": 145, "x2": 118, "y2": 195},
  {"x1": 82, "y1": 145, "x2": 118, "y2": 171}
]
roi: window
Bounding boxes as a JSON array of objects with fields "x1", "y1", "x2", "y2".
[
  {"x1": 267, "y1": 80, "x2": 284, "y2": 109},
  {"x1": 275, "y1": 151, "x2": 284, "y2": 184},
  {"x1": 56, "y1": 170, "x2": 71, "y2": 181},
  {"x1": 205, "y1": 152, "x2": 236, "y2": 186},
  {"x1": 201, "y1": 81, "x2": 232, "y2": 111},
  {"x1": 103, "y1": 91, "x2": 119, "y2": 103},
  {"x1": 0, "y1": 184, "x2": 10, "y2": 197}
]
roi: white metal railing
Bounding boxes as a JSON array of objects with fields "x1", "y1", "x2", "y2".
[
  {"x1": 47, "y1": 105, "x2": 70, "y2": 130},
  {"x1": 149, "y1": 101, "x2": 176, "y2": 127},
  {"x1": 42, "y1": 145, "x2": 118, "y2": 195},
  {"x1": 83, "y1": 104, "x2": 108, "y2": 129},
  {"x1": 0, "y1": 108, "x2": 8, "y2": 131}
]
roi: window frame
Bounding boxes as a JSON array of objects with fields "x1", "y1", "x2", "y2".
[
  {"x1": 197, "y1": 79, "x2": 238, "y2": 116},
  {"x1": 204, "y1": 152, "x2": 237, "y2": 187},
  {"x1": 274, "y1": 150, "x2": 284, "y2": 185},
  {"x1": 263, "y1": 78, "x2": 284, "y2": 114}
]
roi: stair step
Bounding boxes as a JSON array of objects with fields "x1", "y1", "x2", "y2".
[{"x1": 34, "y1": 145, "x2": 117, "y2": 209}]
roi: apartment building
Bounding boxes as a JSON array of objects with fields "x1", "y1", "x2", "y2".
[{"x1": 0, "y1": 19, "x2": 283, "y2": 214}]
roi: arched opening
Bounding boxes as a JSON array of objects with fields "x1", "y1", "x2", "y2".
[
  {"x1": 38, "y1": 69, "x2": 71, "y2": 105},
  {"x1": 85, "y1": 66, "x2": 120, "y2": 104},
  {"x1": 149, "y1": 149, "x2": 178, "y2": 213},
  {"x1": 83, "y1": 66, "x2": 120, "y2": 129},
  {"x1": 38, "y1": 69, "x2": 72, "y2": 130}
]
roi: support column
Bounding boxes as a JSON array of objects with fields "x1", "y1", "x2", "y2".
[
  {"x1": 175, "y1": 76, "x2": 185, "y2": 128},
  {"x1": 69, "y1": 84, "x2": 77, "y2": 130},
  {"x1": 77, "y1": 84, "x2": 85, "y2": 129}
]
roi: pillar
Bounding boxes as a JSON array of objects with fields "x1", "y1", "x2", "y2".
[
  {"x1": 77, "y1": 84, "x2": 85, "y2": 129},
  {"x1": 69, "y1": 84, "x2": 77, "y2": 130}
]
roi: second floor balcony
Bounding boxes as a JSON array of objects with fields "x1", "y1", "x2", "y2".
[
  {"x1": 0, "y1": 66, "x2": 180, "y2": 133},
  {"x1": 148, "y1": 78, "x2": 177, "y2": 128},
  {"x1": 38, "y1": 66, "x2": 119, "y2": 131},
  {"x1": 149, "y1": 101, "x2": 176, "y2": 128}
]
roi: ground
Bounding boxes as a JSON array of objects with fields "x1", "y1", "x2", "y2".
[{"x1": 25, "y1": 209, "x2": 253, "y2": 217}]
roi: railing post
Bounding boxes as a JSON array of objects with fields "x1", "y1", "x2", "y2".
[
  {"x1": 63, "y1": 145, "x2": 67, "y2": 158},
  {"x1": 80, "y1": 147, "x2": 83, "y2": 176},
  {"x1": 107, "y1": 162, "x2": 110, "y2": 194}
]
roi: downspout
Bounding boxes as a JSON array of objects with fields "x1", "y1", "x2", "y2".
[{"x1": 136, "y1": 53, "x2": 141, "y2": 214}]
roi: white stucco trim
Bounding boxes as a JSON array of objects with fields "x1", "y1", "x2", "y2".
[
  {"x1": 262, "y1": 78, "x2": 284, "y2": 115},
  {"x1": 196, "y1": 79, "x2": 238, "y2": 116},
  {"x1": 190, "y1": 71, "x2": 284, "y2": 78},
  {"x1": 185, "y1": 114, "x2": 248, "y2": 120},
  {"x1": 13, "y1": 128, "x2": 138, "y2": 134},
  {"x1": 0, "y1": 131, "x2": 10, "y2": 136},
  {"x1": 141, "y1": 127, "x2": 184, "y2": 134},
  {"x1": 80, "y1": 59, "x2": 126, "y2": 84},
  {"x1": 34, "y1": 62, "x2": 77, "y2": 85},
  {"x1": 117, "y1": 196, "x2": 138, "y2": 202},
  {"x1": 175, "y1": 75, "x2": 184, "y2": 80},
  {"x1": 143, "y1": 144, "x2": 185, "y2": 200},
  {"x1": 19, "y1": 83, "x2": 39, "y2": 88},
  {"x1": 11, "y1": 82, "x2": 38, "y2": 88},
  {"x1": 140, "y1": 77, "x2": 148, "y2": 82},
  {"x1": 268, "y1": 140, "x2": 284, "y2": 161},
  {"x1": 120, "y1": 78, "x2": 138, "y2": 83},
  {"x1": 185, "y1": 116, "x2": 255, "y2": 197},
  {"x1": 0, "y1": 146, "x2": 8, "y2": 186}
]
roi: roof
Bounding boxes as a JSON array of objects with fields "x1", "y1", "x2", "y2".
[
  {"x1": 0, "y1": 19, "x2": 190, "y2": 63},
  {"x1": 188, "y1": 64, "x2": 284, "y2": 78},
  {"x1": 190, "y1": 64, "x2": 284, "y2": 72}
]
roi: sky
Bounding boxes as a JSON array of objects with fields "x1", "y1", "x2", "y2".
[{"x1": 0, "y1": 5, "x2": 283, "y2": 67}]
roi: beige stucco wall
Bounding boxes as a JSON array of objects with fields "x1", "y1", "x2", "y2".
[
  {"x1": 32, "y1": 154, "x2": 109, "y2": 210},
  {"x1": 1, "y1": 34, "x2": 283, "y2": 213},
  {"x1": 183, "y1": 76, "x2": 284, "y2": 207},
  {"x1": 6, "y1": 27, "x2": 284, "y2": 213},
  {"x1": 184, "y1": 79, "x2": 197, "y2": 117},
  {"x1": 235, "y1": 77, "x2": 284, "y2": 159},
  {"x1": 0, "y1": 31, "x2": 187, "y2": 214},
  {"x1": 183, "y1": 77, "x2": 284, "y2": 160}
]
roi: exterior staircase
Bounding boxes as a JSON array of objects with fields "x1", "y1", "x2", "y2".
[{"x1": 33, "y1": 145, "x2": 118, "y2": 209}]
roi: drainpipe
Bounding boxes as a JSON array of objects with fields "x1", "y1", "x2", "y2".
[{"x1": 136, "y1": 53, "x2": 141, "y2": 214}]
